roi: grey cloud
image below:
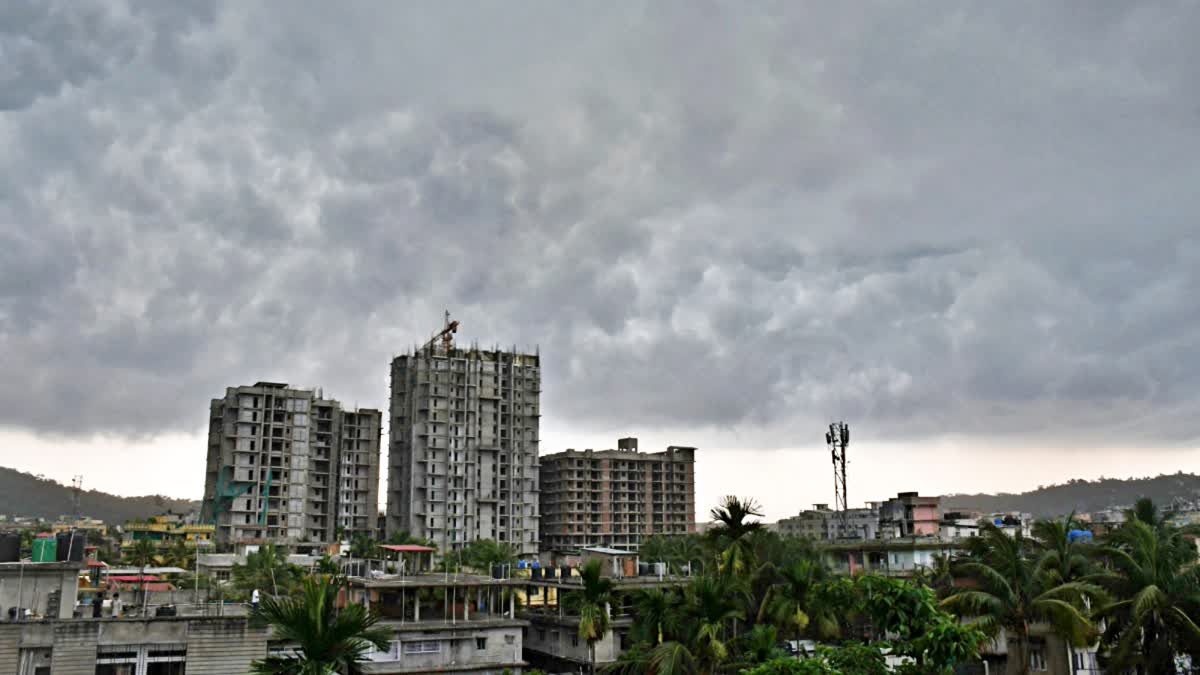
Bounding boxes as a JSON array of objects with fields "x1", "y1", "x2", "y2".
[{"x1": 0, "y1": 1, "x2": 1198, "y2": 450}]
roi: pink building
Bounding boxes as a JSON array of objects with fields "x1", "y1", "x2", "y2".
[{"x1": 879, "y1": 492, "x2": 941, "y2": 538}]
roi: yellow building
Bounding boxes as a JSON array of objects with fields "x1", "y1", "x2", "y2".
[
  {"x1": 51, "y1": 518, "x2": 107, "y2": 537},
  {"x1": 122, "y1": 516, "x2": 214, "y2": 546}
]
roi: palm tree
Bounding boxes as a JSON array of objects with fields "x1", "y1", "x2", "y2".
[
  {"x1": 1032, "y1": 513, "x2": 1093, "y2": 587},
  {"x1": 165, "y1": 538, "x2": 195, "y2": 571},
  {"x1": 768, "y1": 558, "x2": 838, "y2": 640},
  {"x1": 1093, "y1": 517, "x2": 1200, "y2": 673},
  {"x1": 942, "y1": 523, "x2": 1098, "y2": 675},
  {"x1": 733, "y1": 624, "x2": 784, "y2": 668},
  {"x1": 707, "y1": 496, "x2": 765, "y2": 576},
  {"x1": 349, "y1": 534, "x2": 378, "y2": 560},
  {"x1": 632, "y1": 587, "x2": 683, "y2": 645},
  {"x1": 649, "y1": 574, "x2": 744, "y2": 674},
  {"x1": 128, "y1": 539, "x2": 158, "y2": 616},
  {"x1": 316, "y1": 555, "x2": 339, "y2": 575},
  {"x1": 565, "y1": 559, "x2": 615, "y2": 674},
  {"x1": 251, "y1": 575, "x2": 391, "y2": 674},
  {"x1": 233, "y1": 544, "x2": 299, "y2": 599}
]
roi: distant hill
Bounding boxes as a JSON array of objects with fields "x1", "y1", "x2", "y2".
[
  {"x1": 0, "y1": 466, "x2": 198, "y2": 525},
  {"x1": 943, "y1": 472, "x2": 1200, "y2": 519}
]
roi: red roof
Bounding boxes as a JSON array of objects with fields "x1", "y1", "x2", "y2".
[
  {"x1": 109, "y1": 575, "x2": 160, "y2": 582},
  {"x1": 86, "y1": 560, "x2": 108, "y2": 568},
  {"x1": 379, "y1": 544, "x2": 435, "y2": 553}
]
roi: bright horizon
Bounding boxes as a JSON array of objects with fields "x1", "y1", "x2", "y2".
[{"x1": 3, "y1": 427, "x2": 1194, "y2": 523}]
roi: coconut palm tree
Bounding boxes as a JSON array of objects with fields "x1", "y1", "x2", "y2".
[
  {"x1": 1032, "y1": 513, "x2": 1093, "y2": 587},
  {"x1": 707, "y1": 496, "x2": 765, "y2": 576},
  {"x1": 942, "y1": 523, "x2": 1099, "y2": 675},
  {"x1": 128, "y1": 539, "x2": 158, "y2": 616},
  {"x1": 769, "y1": 558, "x2": 839, "y2": 640},
  {"x1": 1093, "y1": 516, "x2": 1200, "y2": 673},
  {"x1": 251, "y1": 575, "x2": 390, "y2": 674},
  {"x1": 565, "y1": 559, "x2": 615, "y2": 674}
]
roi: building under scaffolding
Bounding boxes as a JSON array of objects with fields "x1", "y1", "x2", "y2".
[
  {"x1": 386, "y1": 340, "x2": 541, "y2": 557},
  {"x1": 201, "y1": 382, "x2": 381, "y2": 546}
]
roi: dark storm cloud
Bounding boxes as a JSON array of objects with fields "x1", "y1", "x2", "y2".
[{"x1": 1, "y1": 1, "x2": 1198, "y2": 445}]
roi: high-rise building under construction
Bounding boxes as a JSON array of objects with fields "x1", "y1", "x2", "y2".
[
  {"x1": 201, "y1": 382, "x2": 381, "y2": 546},
  {"x1": 386, "y1": 330, "x2": 541, "y2": 556}
]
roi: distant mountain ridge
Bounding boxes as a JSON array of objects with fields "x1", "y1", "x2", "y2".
[
  {"x1": 0, "y1": 466, "x2": 198, "y2": 524},
  {"x1": 943, "y1": 472, "x2": 1200, "y2": 519}
]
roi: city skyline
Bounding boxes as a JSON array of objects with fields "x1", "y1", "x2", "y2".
[{"x1": 2, "y1": 3, "x2": 1198, "y2": 520}]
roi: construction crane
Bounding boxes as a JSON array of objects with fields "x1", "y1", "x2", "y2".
[{"x1": 422, "y1": 311, "x2": 460, "y2": 354}]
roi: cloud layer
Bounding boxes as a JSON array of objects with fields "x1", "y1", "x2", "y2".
[{"x1": 2, "y1": 2, "x2": 1199, "y2": 449}]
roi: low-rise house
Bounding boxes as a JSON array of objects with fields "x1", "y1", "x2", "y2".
[
  {"x1": 879, "y1": 492, "x2": 941, "y2": 539},
  {"x1": 520, "y1": 568, "x2": 687, "y2": 672},
  {"x1": 821, "y1": 539, "x2": 962, "y2": 577},
  {"x1": 342, "y1": 573, "x2": 529, "y2": 673}
]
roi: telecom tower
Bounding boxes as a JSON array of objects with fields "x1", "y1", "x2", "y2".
[
  {"x1": 826, "y1": 422, "x2": 849, "y2": 528},
  {"x1": 70, "y1": 475, "x2": 84, "y2": 519}
]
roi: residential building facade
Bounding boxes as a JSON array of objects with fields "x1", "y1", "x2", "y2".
[
  {"x1": 0, "y1": 616, "x2": 270, "y2": 674},
  {"x1": 201, "y1": 382, "x2": 381, "y2": 546},
  {"x1": 775, "y1": 503, "x2": 880, "y2": 542},
  {"x1": 539, "y1": 438, "x2": 696, "y2": 551},
  {"x1": 387, "y1": 347, "x2": 541, "y2": 556},
  {"x1": 878, "y1": 492, "x2": 941, "y2": 539}
]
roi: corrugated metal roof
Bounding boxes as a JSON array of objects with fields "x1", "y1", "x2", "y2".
[{"x1": 582, "y1": 547, "x2": 635, "y2": 556}]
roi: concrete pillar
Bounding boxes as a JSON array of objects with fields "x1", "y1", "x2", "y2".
[
  {"x1": 509, "y1": 591, "x2": 515, "y2": 618},
  {"x1": 414, "y1": 591, "x2": 420, "y2": 622},
  {"x1": 464, "y1": 589, "x2": 469, "y2": 621}
]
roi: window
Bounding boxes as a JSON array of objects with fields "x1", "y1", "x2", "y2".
[
  {"x1": 475, "y1": 637, "x2": 487, "y2": 650},
  {"x1": 537, "y1": 629, "x2": 546, "y2": 641},
  {"x1": 19, "y1": 648, "x2": 52, "y2": 675},
  {"x1": 572, "y1": 634, "x2": 579, "y2": 647},
  {"x1": 1030, "y1": 647, "x2": 1046, "y2": 671},
  {"x1": 403, "y1": 640, "x2": 441, "y2": 655},
  {"x1": 95, "y1": 644, "x2": 186, "y2": 675}
]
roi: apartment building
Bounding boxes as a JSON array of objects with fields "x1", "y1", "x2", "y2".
[
  {"x1": 201, "y1": 382, "x2": 381, "y2": 546},
  {"x1": 387, "y1": 347, "x2": 541, "y2": 556},
  {"x1": 539, "y1": 438, "x2": 696, "y2": 551}
]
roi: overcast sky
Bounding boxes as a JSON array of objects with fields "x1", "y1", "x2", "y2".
[{"x1": 2, "y1": 2, "x2": 1198, "y2": 520}]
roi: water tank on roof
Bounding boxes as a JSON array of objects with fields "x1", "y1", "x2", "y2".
[
  {"x1": 0, "y1": 533, "x2": 19, "y2": 563},
  {"x1": 56, "y1": 532, "x2": 87, "y2": 562},
  {"x1": 993, "y1": 518, "x2": 1004, "y2": 526},
  {"x1": 517, "y1": 560, "x2": 527, "y2": 569},
  {"x1": 32, "y1": 537, "x2": 56, "y2": 563},
  {"x1": 1067, "y1": 530, "x2": 1093, "y2": 543}
]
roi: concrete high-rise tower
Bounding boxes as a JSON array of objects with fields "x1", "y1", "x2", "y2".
[
  {"x1": 201, "y1": 382, "x2": 381, "y2": 546},
  {"x1": 387, "y1": 343, "x2": 541, "y2": 556}
]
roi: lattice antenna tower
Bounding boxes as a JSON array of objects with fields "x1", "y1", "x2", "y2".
[
  {"x1": 826, "y1": 422, "x2": 849, "y2": 524},
  {"x1": 71, "y1": 475, "x2": 84, "y2": 519}
]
